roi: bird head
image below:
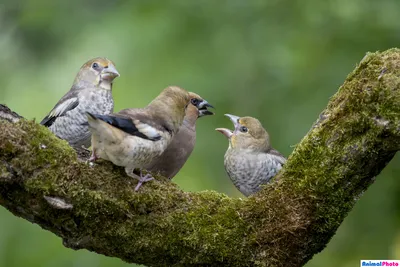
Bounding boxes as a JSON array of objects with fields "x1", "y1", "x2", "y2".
[
  {"x1": 149, "y1": 86, "x2": 191, "y2": 133},
  {"x1": 74, "y1": 57, "x2": 120, "y2": 90},
  {"x1": 216, "y1": 114, "x2": 271, "y2": 151},
  {"x1": 187, "y1": 92, "x2": 214, "y2": 119}
]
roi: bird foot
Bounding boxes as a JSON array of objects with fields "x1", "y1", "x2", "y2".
[
  {"x1": 89, "y1": 149, "x2": 98, "y2": 162},
  {"x1": 134, "y1": 172, "x2": 154, "y2": 192}
]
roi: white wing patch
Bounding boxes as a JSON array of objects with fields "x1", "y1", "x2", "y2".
[
  {"x1": 133, "y1": 119, "x2": 162, "y2": 139},
  {"x1": 49, "y1": 97, "x2": 79, "y2": 118}
]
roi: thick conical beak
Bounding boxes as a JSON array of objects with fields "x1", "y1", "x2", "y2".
[
  {"x1": 101, "y1": 64, "x2": 120, "y2": 81},
  {"x1": 224, "y1": 114, "x2": 240, "y2": 128},
  {"x1": 215, "y1": 128, "x2": 233, "y2": 139},
  {"x1": 199, "y1": 100, "x2": 214, "y2": 109},
  {"x1": 198, "y1": 100, "x2": 215, "y2": 117}
]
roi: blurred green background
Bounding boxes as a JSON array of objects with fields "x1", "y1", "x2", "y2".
[{"x1": 1, "y1": 1, "x2": 399, "y2": 266}]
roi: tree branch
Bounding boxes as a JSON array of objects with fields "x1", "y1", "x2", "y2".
[{"x1": 1, "y1": 49, "x2": 399, "y2": 267}]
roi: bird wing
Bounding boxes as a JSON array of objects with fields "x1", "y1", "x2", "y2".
[
  {"x1": 119, "y1": 108, "x2": 173, "y2": 134},
  {"x1": 40, "y1": 91, "x2": 80, "y2": 127},
  {"x1": 267, "y1": 149, "x2": 287, "y2": 165},
  {"x1": 86, "y1": 112, "x2": 163, "y2": 141}
]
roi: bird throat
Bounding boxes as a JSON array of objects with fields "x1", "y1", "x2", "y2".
[{"x1": 99, "y1": 80, "x2": 113, "y2": 90}]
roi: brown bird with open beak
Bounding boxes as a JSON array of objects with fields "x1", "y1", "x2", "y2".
[
  {"x1": 216, "y1": 114, "x2": 286, "y2": 196},
  {"x1": 86, "y1": 86, "x2": 190, "y2": 191},
  {"x1": 41, "y1": 57, "x2": 119, "y2": 148},
  {"x1": 144, "y1": 92, "x2": 214, "y2": 179}
]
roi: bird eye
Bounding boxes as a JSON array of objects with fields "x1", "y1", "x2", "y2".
[
  {"x1": 191, "y1": 98, "x2": 199, "y2": 106},
  {"x1": 92, "y1": 62, "x2": 99, "y2": 69},
  {"x1": 240, "y1": 126, "x2": 248, "y2": 133}
]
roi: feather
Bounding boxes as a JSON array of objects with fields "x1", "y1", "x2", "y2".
[
  {"x1": 41, "y1": 97, "x2": 79, "y2": 127},
  {"x1": 267, "y1": 148, "x2": 286, "y2": 165},
  {"x1": 86, "y1": 113, "x2": 162, "y2": 141}
]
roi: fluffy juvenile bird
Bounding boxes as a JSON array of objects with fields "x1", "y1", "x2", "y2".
[
  {"x1": 144, "y1": 92, "x2": 214, "y2": 179},
  {"x1": 86, "y1": 86, "x2": 190, "y2": 191},
  {"x1": 216, "y1": 114, "x2": 286, "y2": 196},
  {"x1": 41, "y1": 57, "x2": 119, "y2": 148}
]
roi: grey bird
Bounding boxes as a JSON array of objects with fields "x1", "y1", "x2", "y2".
[
  {"x1": 86, "y1": 86, "x2": 190, "y2": 191},
  {"x1": 144, "y1": 92, "x2": 214, "y2": 179},
  {"x1": 216, "y1": 114, "x2": 286, "y2": 197},
  {"x1": 41, "y1": 57, "x2": 119, "y2": 148}
]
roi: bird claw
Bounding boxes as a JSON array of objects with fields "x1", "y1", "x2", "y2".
[
  {"x1": 89, "y1": 149, "x2": 98, "y2": 162},
  {"x1": 89, "y1": 154, "x2": 97, "y2": 162},
  {"x1": 134, "y1": 172, "x2": 154, "y2": 192}
]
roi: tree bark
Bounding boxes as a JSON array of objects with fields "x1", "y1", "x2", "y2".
[{"x1": 0, "y1": 49, "x2": 399, "y2": 267}]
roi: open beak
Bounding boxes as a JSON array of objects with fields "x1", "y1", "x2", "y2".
[
  {"x1": 216, "y1": 114, "x2": 241, "y2": 139},
  {"x1": 198, "y1": 100, "x2": 215, "y2": 117},
  {"x1": 215, "y1": 128, "x2": 233, "y2": 139},
  {"x1": 224, "y1": 114, "x2": 240, "y2": 128},
  {"x1": 101, "y1": 64, "x2": 120, "y2": 81}
]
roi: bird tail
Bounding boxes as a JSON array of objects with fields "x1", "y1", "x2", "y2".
[
  {"x1": 85, "y1": 112, "x2": 125, "y2": 142},
  {"x1": 80, "y1": 112, "x2": 93, "y2": 126},
  {"x1": 84, "y1": 112, "x2": 100, "y2": 127},
  {"x1": 86, "y1": 112, "x2": 98, "y2": 122}
]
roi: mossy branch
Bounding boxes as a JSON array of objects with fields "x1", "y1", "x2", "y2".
[{"x1": 1, "y1": 49, "x2": 400, "y2": 267}]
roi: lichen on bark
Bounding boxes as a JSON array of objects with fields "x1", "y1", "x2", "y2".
[{"x1": 0, "y1": 49, "x2": 399, "y2": 267}]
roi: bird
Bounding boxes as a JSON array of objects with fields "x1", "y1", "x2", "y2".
[
  {"x1": 216, "y1": 114, "x2": 286, "y2": 197},
  {"x1": 144, "y1": 92, "x2": 214, "y2": 179},
  {"x1": 40, "y1": 57, "x2": 119, "y2": 148},
  {"x1": 86, "y1": 86, "x2": 190, "y2": 191}
]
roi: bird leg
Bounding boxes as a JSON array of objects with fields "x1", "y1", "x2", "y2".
[
  {"x1": 125, "y1": 167, "x2": 154, "y2": 191},
  {"x1": 89, "y1": 148, "x2": 98, "y2": 162},
  {"x1": 134, "y1": 171, "x2": 154, "y2": 192}
]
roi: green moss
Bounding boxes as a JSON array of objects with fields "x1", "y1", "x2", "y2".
[{"x1": 0, "y1": 48, "x2": 399, "y2": 267}]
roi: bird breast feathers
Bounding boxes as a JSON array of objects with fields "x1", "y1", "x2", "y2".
[{"x1": 226, "y1": 149, "x2": 285, "y2": 168}]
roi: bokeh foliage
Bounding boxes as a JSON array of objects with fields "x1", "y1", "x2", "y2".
[{"x1": 0, "y1": 1, "x2": 399, "y2": 266}]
